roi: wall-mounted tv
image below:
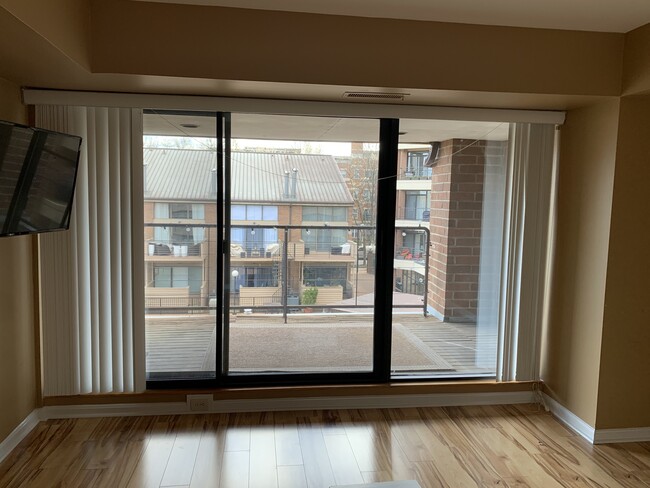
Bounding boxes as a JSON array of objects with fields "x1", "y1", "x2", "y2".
[{"x1": 0, "y1": 120, "x2": 82, "y2": 238}]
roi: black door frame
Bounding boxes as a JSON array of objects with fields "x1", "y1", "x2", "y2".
[{"x1": 146, "y1": 110, "x2": 399, "y2": 389}]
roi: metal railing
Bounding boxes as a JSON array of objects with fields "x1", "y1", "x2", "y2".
[
  {"x1": 143, "y1": 223, "x2": 430, "y2": 318},
  {"x1": 396, "y1": 207, "x2": 430, "y2": 221},
  {"x1": 145, "y1": 295, "x2": 204, "y2": 313},
  {"x1": 402, "y1": 168, "x2": 432, "y2": 179}
]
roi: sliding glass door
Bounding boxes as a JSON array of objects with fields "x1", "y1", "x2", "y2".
[
  {"x1": 141, "y1": 107, "x2": 555, "y2": 388},
  {"x1": 221, "y1": 113, "x2": 392, "y2": 382},
  {"x1": 142, "y1": 110, "x2": 397, "y2": 385}
]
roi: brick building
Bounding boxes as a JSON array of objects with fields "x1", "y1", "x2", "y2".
[{"x1": 143, "y1": 148, "x2": 356, "y2": 310}]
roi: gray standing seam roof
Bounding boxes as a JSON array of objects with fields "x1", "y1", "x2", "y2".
[{"x1": 143, "y1": 148, "x2": 353, "y2": 205}]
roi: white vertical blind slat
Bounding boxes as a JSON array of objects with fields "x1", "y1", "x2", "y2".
[
  {"x1": 37, "y1": 105, "x2": 142, "y2": 395},
  {"x1": 120, "y1": 109, "x2": 134, "y2": 392},
  {"x1": 130, "y1": 109, "x2": 146, "y2": 393},
  {"x1": 109, "y1": 108, "x2": 124, "y2": 392},
  {"x1": 96, "y1": 108, "x2": 113, "y2": 393},
  {"x1": 86, "y1": 108, "x2": 101, "y2": 393},
  {"x1": 74, "y1": 107, "x2": 93, "y2": 394}
]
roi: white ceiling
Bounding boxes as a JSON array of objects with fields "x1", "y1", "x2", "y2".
[
  {"x1": 143, "y1": 112, "x2": 510, "y2": 143},
  {"x1": 135, "y1": 0, "x2": 650, "y2": 33}
]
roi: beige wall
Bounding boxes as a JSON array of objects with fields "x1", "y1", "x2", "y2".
[
  {"x1": 622, "y1": 23, "x2": 650, "y2": 95},
  {"x1": 0, "y1": 77, "x2": 37, "y2": 443},
  {"x1": 541, "y1": 99, "x2": 620, "y2": 427},
  {"x1": 90, "y1": 0, "x2": 624, "y2": 97},
  {"x1": 0, "y1": 0, "x2": 91, "y2": 68},
  {"x1": 595, "y1": 95, "x2": 650, "y2": 429}
]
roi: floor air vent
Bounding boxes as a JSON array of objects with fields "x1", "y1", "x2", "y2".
[{"x1": 343, "y1": 91, "x2": 409, "y2": 101}]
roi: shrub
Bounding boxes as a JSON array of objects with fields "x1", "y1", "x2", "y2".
[{"x1": 301, "y1": 287, "x2": 318, "y2": 305}]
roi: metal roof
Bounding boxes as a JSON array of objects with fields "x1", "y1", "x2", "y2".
[{"x1": 143, "y1": 148, "x2": 353, "y2": 204}]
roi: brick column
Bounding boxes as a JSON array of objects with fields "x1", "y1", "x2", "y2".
[{"x1": 427, "y1": 139, "x2": 493, "y2": 323}]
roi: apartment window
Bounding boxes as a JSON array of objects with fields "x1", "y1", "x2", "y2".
[
  {"x1": 303, "y1": 265, "x2": 348, "y2": 288},
  {"x1": 404, "y1": 190, "x2": 430, "y2": 220},
  {"x1": 302, "y1": 206, "x2": 347, "y2": 222},
  {"x1": 231, "y1": 266, "x2": 278, "y2": 290},
  {"x1": 406, "y1": 151, "x2": 432, "y2": 178},
  {"x1": 153, "y1": 265, "x2": 202, "y2": 294},
  {"x1": 231, "y1": 227, "x2": 278, "y2": 252},
  {"x1": 303, "y1": 228, "x2": 348, "y2": 252},
  {"x1": 154, "y1": 202, "x2": 205, "y2": 220},
  {"x1": 231, "y1": 205, "x2": 278, "y2": 221}
]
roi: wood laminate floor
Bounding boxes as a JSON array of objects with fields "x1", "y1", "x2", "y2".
[{"x1": 1, "y1": 404, "x2": 648, "y2": 488}]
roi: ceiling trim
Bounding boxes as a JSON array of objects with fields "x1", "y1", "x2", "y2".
[{"x1": 23, "y1": 89, "x2": 566, "y2": 125}]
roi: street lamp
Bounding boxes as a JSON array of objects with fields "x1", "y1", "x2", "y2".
[{"x1": 231, "y1": 269, "x2": 239, "y2": 306}]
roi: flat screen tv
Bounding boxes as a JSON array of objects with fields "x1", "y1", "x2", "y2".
[{"x1": 0, "y1": 120, "x2": 82, "y2": 238}]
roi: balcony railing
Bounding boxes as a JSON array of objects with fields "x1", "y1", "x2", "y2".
[
  {"x1": 145, "y1": 295, "x2": 204, "y2": 313},
  {"x1": 395, "y1": 247, "x2": 427, "y2": 266},
  {"x1": 143, "y1": 223, "x2": 430, "y2": 320},
  {"x1": 402, "y1": 168, "x2": 432, "y2": 179},
  {"x1": 396, "y1": 207, "x2": 430, "y2": 221}
]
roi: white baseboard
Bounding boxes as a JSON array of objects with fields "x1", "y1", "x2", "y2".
[
  {"x1": 0, "y1": 410, "x2": 42, "y2": 464},
  {"x1": 40, "y1": 391, "x2": 535, "y2": 419},
  {"x1": 542, "y1": 393, "x2": 595, "y2": 443},
  {"x1": 593, "y1": 427, "x2": 650, "y2": 444},
  {"x1": 542, "y1": 393, "x2": 650, "y2": 444}
]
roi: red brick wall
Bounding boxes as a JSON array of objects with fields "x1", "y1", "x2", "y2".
[{"x1": 427, "y1": 139, "x2": 489, "y2": 323}]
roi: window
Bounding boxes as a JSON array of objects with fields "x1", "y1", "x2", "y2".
[
  {"x1": 404, "y1": 190, "x2": 430, "y2": 220},
  {"x1": 231, "y1": 266, "x2": 278, "y2": 290},
  {"x1": 302, "y1": 206, "x2": 347, "y2": 222},
  {"x1": 231, "y1": 227, "x2": 278, "y2": 252},
  {"x1": 231, "y1": 205, "x2": 278, "y2": 221},
  {"x1": 154, "y1": 202, "x2": 205, "y2": 220},
  {"x1": 36, "y1": 104, "x2": 559, "y2": 395},
  {"x1": 302, "y1": 228, "x2": 348, "y2": 252},
  {"x1": 406, "y1": 151, "x2": 432, "y2": 178},
  {"x1": 153, "y1": 266, "x2": 202, "y2": 294},
  {"x1": 303, "y1": 265, "x2": 348, "y2": 287}
]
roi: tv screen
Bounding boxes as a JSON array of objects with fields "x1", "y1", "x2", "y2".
[{"x1": 0, "y1": 120, "x2": 81, "y2": 238}]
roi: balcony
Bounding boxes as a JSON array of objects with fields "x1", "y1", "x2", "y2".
[
  {"x1": 402, "y1": 167, "x2": 432, "y2": 180},
  {"x1": 396, "y1": 206, "x2": 430, "y2": 221},
  {"x1": 288, "y1": 240, "x2": 357, "y2": 262},
  {"x1": 144, "y1": 223, "x2": 209, "y2": 263}
]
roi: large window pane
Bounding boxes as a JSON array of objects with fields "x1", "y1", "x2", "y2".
[
  {"x1": 227, "y1": 114, "x2": 379, "y2": 374},
  {"x1": 392, "y1": 120, "x2": 510, "y2": 378},
  {"x1": 143, "y1": 112, "x2": 217, "y2": 379}
]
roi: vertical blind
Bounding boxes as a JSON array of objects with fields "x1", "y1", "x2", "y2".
[
  {"x1": 497, "y1": 123, "x2": 557, "y2": 382},
  {"x1": 37, "y1": 106, "x2": 145, "y2": 395}
]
